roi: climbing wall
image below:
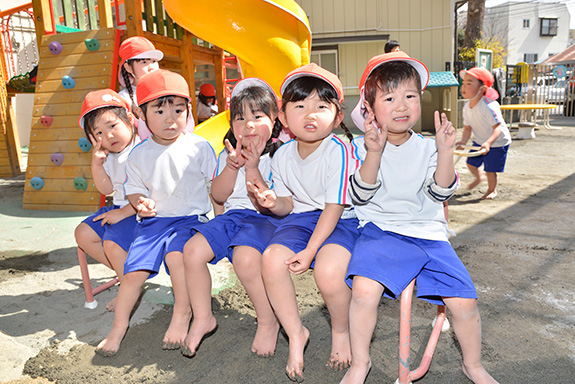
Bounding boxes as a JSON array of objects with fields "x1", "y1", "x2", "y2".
[
  {"x1": 23, "y1": 28, "x2": 121, "y2": 211},
  {"x1": 0, "y1": 63, "x2": 22, "y2": 177}
]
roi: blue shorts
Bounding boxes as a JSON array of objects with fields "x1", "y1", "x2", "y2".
[
  {"x1": 466, "y1": 142, "x2": 509, "y2": 173},
  {"x1": 81, "y1": 205, "x2": 138, "y2": 252},
  {"x1": 125, "y1": 215, "x2": 208, "y2": 278},
  {"x1": 269, "y1": 210, "x2": 360, "y2": 268},
  {"x1": 346, "y1": 223, "x2": 477, "y2": 305},
  {"x1": 192, "y1": 209, "x2": 281, "y2": 264}
]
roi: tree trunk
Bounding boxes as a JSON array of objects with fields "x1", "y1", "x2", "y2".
[{"x1": 463, "y1": 0, "x2": 485, "y2": 48}]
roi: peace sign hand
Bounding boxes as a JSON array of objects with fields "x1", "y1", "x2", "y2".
[{"x1": 224, "y1": 136, "x2": 245, "y2": 171}]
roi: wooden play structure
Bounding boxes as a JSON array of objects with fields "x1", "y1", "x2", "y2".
[{"x1": 8, "y1": 0, "x2": 229, "y2": 211}]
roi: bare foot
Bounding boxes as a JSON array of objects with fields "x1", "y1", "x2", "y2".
[
  {"x1": 326, "y1": 330, "x2": 351, "y2": 371},
  {"x1": 285, "y1": 326, "x2": 310, "y2": 383},
  {"x1": 162, "y1": 310, "x2": 192, "y2": 350},
  {"x1": 467, "y1": 175, "x2": 484, "y2": 190},
  {"x1": 339, "y1": 360, "x2": 371, "y2": 384},
  {"x1": 105, "y1": 297, "x2": 117, "y2": 312},
  {"x1": 462, "y1": 363, "x2": 499, "y2": 384},
  {"x1": 481, "y1": 190, "x2": 497, "y2": 200},
  {"x1": 181, "y1": 316, "x2": 217, "y2": 357},
  {"x1": 251, "y1": 318, "x2": 280, "y2": 357},
  {"x1": 95, "y1": 326, "x2": 128, "y2": 357}
]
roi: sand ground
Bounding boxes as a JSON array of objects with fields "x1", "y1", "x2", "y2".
[{"x1": 1, "y1": 118, "x2": 575, "y2": 383}]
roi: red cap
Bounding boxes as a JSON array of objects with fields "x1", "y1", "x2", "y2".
[
  {"x1": 118, "y1": 37, "x2": 163, "y2": 87},
  {"x1": 199, "y1": 83, "x2": 216, "y2": 97},
  {"x1": 459, "y1": 67, "x2": 499, "y2": 100},
  {"x1": 351, "y1": 51, "x2": 429, "y2": 131},
  {"x1": 79, "y1": 89, "x2": 130, "y2": 129},
  {"x1": 136, "y1": 70, "x2": 191, "y2": 106},
  {"x1": 280, "y1": 63, "x2": 344, "y2": 103}
]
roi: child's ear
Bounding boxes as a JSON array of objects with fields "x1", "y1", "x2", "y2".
[
  {"x1": 123, "y1": 61, "x2": 134, "y2": 75},
  {"x1": 278, "y1": 110, "x2": 288, "y2": 128},
  {"x1": 334, "y1": 110, "x2": 344, "y2": 127},
  {"x1": 363, "y1": 100, "x2": 374, "y2": 115},
  {"x1": 134, "y1": 106, "x2": 145, "y2": 121}
]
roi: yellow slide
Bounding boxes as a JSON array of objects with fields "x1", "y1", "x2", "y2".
[{"x1": 163, "y1": 0, "x2": 311, "y2": 153}]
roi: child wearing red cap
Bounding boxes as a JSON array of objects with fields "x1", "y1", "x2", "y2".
[
  {"x1": 197, "y1": 83, "x2": 218, "y2": 123},
  {"x1": 247, "y1": 64, "x2": 358, "y2": 381},
  {"x1": 181, "y1": 78, "x2": 283, "y2": 358},
  {"x1": 96, "y1": 70, "x2": 217, "y2": 357},
  {"x1": 342, "y1": 52, "x2": 498, "y2": 384},
  {"x1": 74, "y1": 89, "x2": 140, "y2": 311},
  {"x1": 457, "y1": 67, "x2": 511, "y2": 200},
  {"x1": 118, "y1": 36, "x2": 163, "y2": 112}
]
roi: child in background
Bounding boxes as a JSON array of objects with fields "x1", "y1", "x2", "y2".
[
  {"x1": 181, "y1": 78, "x2": 282, "y2": 358},
  {"x1": 197, "y1": 83, "x2": 219, "y2": 123},
  {"x1": 96, "y1": 70, "x2": 217, "y2": 357},
  {"x1": 248, "y1": 64, "x2": 359, "y2": 382},
  {"x1": 384, "y1": 39, "x2": 400, "y2": 53},
  {"x1": 118, "y1": 36, "x2": 163, "y2": 113},
  {"x1": 457, "y1": 67, "x2": 511, "y2": 200},
  {"x1": 74, "y1": 89, "x2": 139, "y2": 312},
  {"x1": 342, "y1": 52, "x2": 498, "y2": 384}
]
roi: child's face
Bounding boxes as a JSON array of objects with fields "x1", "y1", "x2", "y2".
[
  {"x1": 279, "y1": 91, "x2": 343, "y2": 145},
  {"x1": 367, "y1": 77, "x2": 421, "y2": 136},
  {"x1": 232, "y1": 105, "x2": 273, "y2": 149},
  {"x1": 143, "y1": 96, "x2": 189, "y2": 145},
  {"x1": 125, "y1": 59, "x2": 159, "y2": 83},
  {"x1": 90, "y1": 110, "x2": 133, "y2": 153},
  {"x1": 460, "y1": 75, "x2": 484, "y2": 100}
]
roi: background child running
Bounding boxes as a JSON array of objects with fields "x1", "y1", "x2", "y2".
[
  {"x1": 342, "y1": 52, "x2": 498, "y2": 384},
  {"x1": 457, "y1": 67, "x2": 511, "y2": 200},
  {"x1": 96, "y1": 70, "x2": 217, "y2": 357},
  {"x1": 248, "y1": 64, "x2": 359, "y2": 382},
  {"x1": 74, "y1": 89, "x2": 139, "y2": 312},
  {"x1": 181, "y1": 78, "x2": 282, "y2": 358}
]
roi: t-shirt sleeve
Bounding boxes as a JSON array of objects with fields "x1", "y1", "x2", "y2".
[
  {"x1": 270, "y1": 151, "x2": 290, "y2": 197},
  {"x1": 198, "y1": 140, "x2": 217, "y2": 182},
  {"x1": 215, "y1": 149, "x2": 228, "y2": 177}
]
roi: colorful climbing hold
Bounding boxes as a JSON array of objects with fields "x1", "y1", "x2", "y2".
[
  {"x1": 78, "y1": 137, "x2": 92, "y2": 152},
  {"x1": 62, "y1": 76, "x2": 76, "y2": 89},
  {"x1": 40, "y1": 115, "x2": 53, "y2": 127},
  {"x1": 48, "y1": 41, "x2": 63, "y2": 55},
  {"x1": 30, "y1": 176, "x2": 44, "y2": 190},
  {"x1": 73, "y1": 177, "x2": 88, "y2": 191},
  {"x1": 85, "y1": 38, "x2": 100, "y2": 51},
  {"x1": 50, "y1": 153, "x2": 64, "y2": 166}
]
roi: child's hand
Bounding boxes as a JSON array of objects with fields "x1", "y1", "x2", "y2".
[
  {"x1": 224, "y1": 137, "x2": 245, "y2": 171},
  {"x1": 454, "y1": 140, "x2": 467, "y2": 150},
  {"x1": 285, "y1": 248, "x2": 314, "y2": 275},
  {"x1": 93, "y1": 209, "x2": 127, "y2": 226},
  {"x1": 89, "y1": 136, "x2": 108, "y2": 166},
  {"x1": 136, "y1": 196, "x2": 156, "y2": 217},
  {"x1": 364, "y1": 110, "x2": 387, "y2": 154},
  {"x1": 246, "y1": 180, "x2": 277, "y2": 209},
  {"x1": 480, "y1": 142, "x2": 491, "y2": 154},
  {"x1": 243, "y1": 135, "x2": 266, "y2": 170},
  {"x1": 434, "y1": 111, "x2": 456, "y2": 151}
]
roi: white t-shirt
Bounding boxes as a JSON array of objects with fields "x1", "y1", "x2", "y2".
[
  {"x1": 103, "y1": 137, "x2": 140, "y2": 207},
  {"x1": 463, "y1": 97, "x2": 511, "y2": 147},
  {"x1": 351, "y1": 132, "x2": 456, "y2": 241},
  {"x1": 197, "y1": 100, "x2": 218, "y2": 122},
  {"x1": 215, "y1": 150, "x2": 273, "y2": 211},
  {"x1": 123, "y1": 133, "x2": 216, "y2": 217},
  {"x1": 271, "y1": 134, "x2": 352, "y2": 214}
]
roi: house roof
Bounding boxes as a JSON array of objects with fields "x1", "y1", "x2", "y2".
[
  {"x1": 427, "y1": 71, "x2": 459, "y2": 88},
  {"x1": 541, "y1": 44, "x2": 575, "y2": 64}
]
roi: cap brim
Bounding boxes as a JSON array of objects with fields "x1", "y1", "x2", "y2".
[{"x1": 281, "y1": 72, "x2": 343, "y2": 103}]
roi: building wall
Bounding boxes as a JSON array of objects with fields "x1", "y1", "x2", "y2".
[{"x1": 485, "y1": 1, "x2": 570, "y2": 65}]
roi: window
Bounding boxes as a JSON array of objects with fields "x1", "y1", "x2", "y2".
[
  {"x1": 524, "y1": 53, "x2": 538, "y2": 63},
  {"x1": 523, "y1": 19, "x2": 530, "y2": 29},
  {"x1": 311, "y1": 49, "x2": 338, "y2": 76},
  {"x1": 540, "y1": 18, "x2": 558, "y2": 36}
]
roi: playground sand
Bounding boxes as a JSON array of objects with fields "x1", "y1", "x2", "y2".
[{"x1": 2, "y1": 119, "x2": 575, "y2": 383}]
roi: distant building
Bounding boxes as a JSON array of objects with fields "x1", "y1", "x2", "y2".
[{"x1": 482, "y1": 1, "x2": 570, "y2": 65}]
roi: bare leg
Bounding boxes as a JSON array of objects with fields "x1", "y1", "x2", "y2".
[
  {"x1": 75, "y1": 223, "x2": 112, "y2": 269},
  {"x1": 262, "y1": 244, "x2": 309, "y2": 382},
  {"x1": 481, "y1": 172, "x2": 498, "y2": 200},
  {"x1": 181, "y1": 234, "x2": 217, "y2": 356},
  {"x1": 96, "y1": 270, "x2": 149, "y2": 356},
  {"x1": 233, "y1": 246, "x2": 279, "y2": 357},
  {"x1": 102, "y1": 240, "x2": 128, "y2": 312},
  {"x1": 340, "y1": 276, "x2": 383, "y2": 384},
  {"x1": 466, "y1": 163, "x2": 484, "y2": 190},
  {"x1": 163, "y1": 250, "x2": 193, "y2": 350},
  {"x1": 314, "y1": 244, "x2": 352, "y2": 371},
  {"x1": 443, "y1": 297, "x2": 499, "y2": 384}
]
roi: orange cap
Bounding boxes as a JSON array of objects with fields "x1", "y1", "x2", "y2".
[
  {"x1": 199, "y1": 83, "x2": 216, "y2": 97},
  {"x1": 280, "y1": 63, "x2": 344, "y2": 103},
  {"x1": 351, "y1": 51, "x2": 429, "y2": 131},
  {"x1": 460, "y1": 67, "x2": 499, "y2": 99},
  {"x1": 136, "y1": 70, "x2": 191, "y2": 107},
  {"x1": 118, "y1": 37, "x2": 163, "y2": 87},
  {"x1": 79, "y1": 89, "x2": 130, "y2": 129}
]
